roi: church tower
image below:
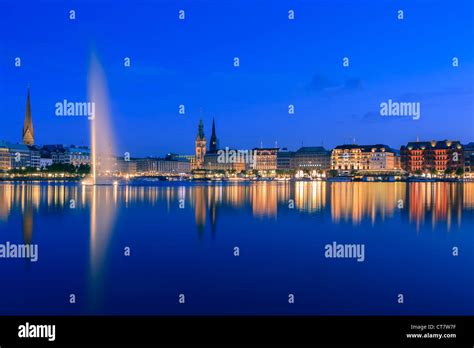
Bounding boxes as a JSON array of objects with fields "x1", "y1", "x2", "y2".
[
  {"x1": 22, "y1": 86, "x2": 34, "y2": 145},
  {"x1": 195, "y1": 117, "x2": 206, "y2": 169},
  {"x1": 209, "y1": 118, "x2": 218, "y2": 153}
]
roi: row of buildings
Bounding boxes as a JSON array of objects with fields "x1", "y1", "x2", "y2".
[
  {"x1": 192, "y1": 119, "x2": 474, "y2": 176},
  {"x1": 0, "y1": 90, "x2": 94, "y2": 172},
  {"x1": 0, "y1": 140, "x2": 195, "y2": 176},
  {"x1": 0, "y1": 88, "x2": 193, "y2": 175},
  {"x1": 1, "y1": 87, "x2": 473, "y2": 177}
]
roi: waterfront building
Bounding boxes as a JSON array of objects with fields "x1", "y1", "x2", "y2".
[
  {"x1": 41, "y1": 145, "x2": 66, "y2": 164},
  {"x1": 40, "y1": 158, "x2": 53, "y2": 169},
  {"x1": 253, "y1": 148, "x2": 279, "y2": 171},
  {"x1": 293, "y1": 146, "x2": 331, "y2": 171},
  {"x1": 0, "y1": 146, "x2": 11, "y2": 171},
  {"x1": 366, "y1": 145, "x2": 395, "y2": 170},
  {"x1": 116, "y1": 158, "x2": 138, "y2": 175},
  {"x1": 0, "y1": 141, "x2": 40, "y2": 169},
  {"x1": 167, "y1": 153, "x2": 194, "y2": 162},
  {"x1": 463, "y1": 142, "x2": 474, "y2": 176},
  {"x1": 156, "y1": 158, "x2": 190, "y2": 174},
  {"x1": 203, "y1": 150, "x2": 246, "y2": 172},
  {"x1": 331, "y1": 145, "x2": 369, "y2": 174},
  {"x1": 136, "y1": 158, "x2": 158, "y2": 173},
  {"x1": 400, "y1": 140, "x2": 464, "y2": 174},
  {"x1": 22, "y1": 87, "x2": 34, "y2": 146},
  {"x1": 136, "y1": 157, "x2": 191, "y2": 175},
  {"x1": 204, "y1": 152, "x2": 225, "y2": 171},
  {"x1": 276, "y1": 148, "x2": 294, "y2": 171},
  {"x1": 194, "y1": 118, "x2": 206, "y2": 169},
  {"x1": 331, "y1": 144, "x2": 395, "y2": 174},
  {"x1": 393, "y1": 154, "x2": 401, "y2": 170},
  {"x1": 41, "y1": 145, "x2": 90, "y2": 166},
  {"x1": 28, "y1": 146, "x2": 41, "y2": 168},
  {"x1": 67, "y1": 146, "x2": 91, "y2": 166}
]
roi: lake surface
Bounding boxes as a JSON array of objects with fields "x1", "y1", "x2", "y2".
[{"x1": 0, "y1": 181, "x2": 472, "y2": 315}]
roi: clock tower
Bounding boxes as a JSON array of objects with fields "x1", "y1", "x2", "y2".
[{"x1": 194, "y1": 118, "x2": 206, "y2": 169}]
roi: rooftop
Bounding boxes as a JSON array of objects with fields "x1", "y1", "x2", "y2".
[{"x1": 295, "y1": 146, "x2": 329, "y2": 153}]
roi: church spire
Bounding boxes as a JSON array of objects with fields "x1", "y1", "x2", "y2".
[
  {"x1": 209, "y1": 117, "x2": 218, "y2": 153},
  {"x1": 22, "y1": 86, "x2": 34, "y2": 145}
]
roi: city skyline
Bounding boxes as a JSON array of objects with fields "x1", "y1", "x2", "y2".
[
  {"x1": 2, "y1": 86, "x2": 473, "y2": 159},
  {"x1": 2, "y1": 92, "x2": 472, "y2": 177},
  {"x1": 1, "y1": 0, "x2": 473, "y2": 157}
]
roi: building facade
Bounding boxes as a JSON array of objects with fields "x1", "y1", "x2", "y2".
[
  {"x1": 136, "y1": 157, "x2": 191, "y2": 174},
  {"x1": 68, "y1": 146, "x2": 91, "y2": 166},
  {"x1": 293, "y1": 146, "x2": 331, "y2": 171},
  {"x1": 400, "y1": 140, "x2": 464, "y2": 174},
  {"x1": 331, "y1": 145, "x2": 369, "y2": 174},
  {"x1": 276, "y1": 148, "x2": 294, "y2": 171},
  {"x1": 40, "y1": 158, "x2": 53, "y2": 169},
  {"x1": 0, "y1": 141, "x2": 40, "y2": 169},
  {"x1": 253, "y1": 148, "x2": 278, "y2": 171},
  {"x1": 366, "y1": 145, "x2": 395, "y2": 170},
  {"x1": 203, "y1": 151, "x2": 246, "y2": 172},
  {"x1": 0, "y1": 146, "x2": 11, "y2": 171},
  {"x1": 464, "y1": 142, "x2": 474, "y2": 175},
  {"x1": 41, "y1": 145, "x2": 90, "y2": 166},
  {"x1": 116, "y1": 159, "x2": 138, "y2": 175},
  {"x1": 332, "y1": 144, "x2": 395, "y2": 174},
  {"x1": 157, "y1": 158, "x2": 191, "y2": 174}
]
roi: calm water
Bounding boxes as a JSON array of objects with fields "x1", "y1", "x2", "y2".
[{"x1": 0, "y1": 181, "x2": 472, "y2": 315}]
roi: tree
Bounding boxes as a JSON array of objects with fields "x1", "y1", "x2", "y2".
[
  {"x1": 455, "y1": 167, "x2": 464, "y2": 177},
  {"x1": 77, "y1": 164, "x2": 91, "y2": 175},
  {"x1": 9, "y1": 167, "x2": 37, "y2": 174}
]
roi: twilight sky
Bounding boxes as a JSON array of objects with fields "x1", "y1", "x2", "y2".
[{"x1": 0, "y1": 0, "x2": 473, "y2": 157}]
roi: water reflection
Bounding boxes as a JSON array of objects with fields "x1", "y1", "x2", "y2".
[
  {"x1": 0, "y1": 182, "x2": 472, "y2": 241},
  {"x1": 0, "y1": 181, "x2": 471, "y2": 315},
  {"x1": 88, "y1": 185, "x2": 116, "y2": 311},
  {"x1": 331, "y1": 182, "x2": 404, "y2": 225}
]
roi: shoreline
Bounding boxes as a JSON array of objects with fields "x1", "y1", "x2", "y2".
[{"x1": 0, "y1": 177, "x2": 472, "y2": 183}]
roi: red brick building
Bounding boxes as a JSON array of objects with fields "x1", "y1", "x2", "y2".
[{"x1": 400, "y1": 140, "x2": 464, "y2": 174}]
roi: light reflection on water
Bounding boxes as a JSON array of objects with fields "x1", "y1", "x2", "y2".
[
  {"x1": 0, "y1": 181, "x2": 472, "y2": 315},
  {"x1": 1, "y1": 181, "x2": 473, "y2": 234}
]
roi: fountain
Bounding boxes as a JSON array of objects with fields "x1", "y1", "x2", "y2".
[
  {"x1": 83, "y1": 56, "x2": 119, "y2": 309},
  {"x1": 82, "y1": 54, "x2": 118, "y2": 186}
]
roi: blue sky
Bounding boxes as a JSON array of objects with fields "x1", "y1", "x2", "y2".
[{"x1": 0, "y1": 0, "x2": 473, "y2": 156}]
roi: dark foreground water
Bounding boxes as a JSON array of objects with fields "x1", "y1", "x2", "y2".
[{"x1": 0, "y1": 181, "x2": 472, "y2": 315}]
